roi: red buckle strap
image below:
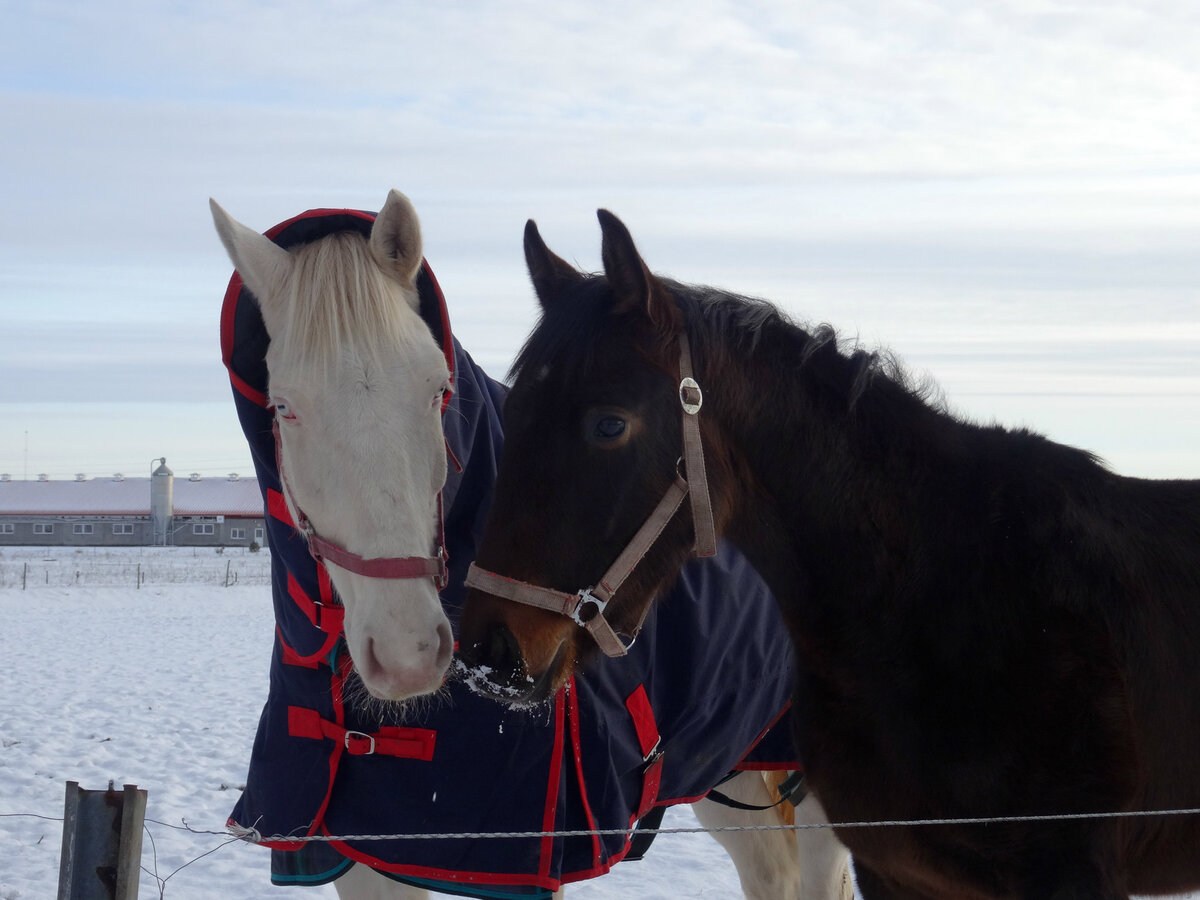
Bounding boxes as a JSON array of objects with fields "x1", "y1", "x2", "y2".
[
  {"x1": 287, "y1": 706, "x2": 437, "y2": 760},
  {"x1": 625, "y1": 686, "x2": 663, "y2": 818}
]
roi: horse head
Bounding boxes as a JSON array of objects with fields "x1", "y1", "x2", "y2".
[
  {"x1": 211, "y1": 190, "x2": 454, "y2": 701},
  {"x1": 459, "y1": 211, "x2": 732, "y2": 702}
]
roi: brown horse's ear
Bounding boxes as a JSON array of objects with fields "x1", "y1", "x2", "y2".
[
  {"x1": 597, "y1": 209, "x2": 680, "y2": 336},
  {"x1": 524, "y1": 219, "x2": 582, "y2": 311}
]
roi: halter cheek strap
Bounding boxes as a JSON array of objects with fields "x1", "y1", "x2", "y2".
[
  {"x1": 678, "y1": 331, "x2": 717, "y2": 557},
  {"x1": 464, "y1": 332, "x2": 716, "y2": 657}
]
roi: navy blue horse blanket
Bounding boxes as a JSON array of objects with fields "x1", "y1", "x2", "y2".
[{"x1": 221, "y1": 208, "x2": 798, "y2": 897}]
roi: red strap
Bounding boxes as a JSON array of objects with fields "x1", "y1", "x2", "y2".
[
  {"x1": 287, "y1": 572, "x2": 344, "y2": 635},
  {"x1": 267, "y1": 488, "x2": 293, "y2": 527},
  {"x1": 287, "y1": 706, "x2": 437, "y2": 760},
  {"x1": 625, "y1": 686, "x2": 663, "y2": 818},
  {"x1": 625, "y1": 685, "x2": 660, "y2": 759}
]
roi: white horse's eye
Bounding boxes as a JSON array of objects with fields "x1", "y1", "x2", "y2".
[{"x1": 274, "y1": 401, "x2": 296, "y2": 421}]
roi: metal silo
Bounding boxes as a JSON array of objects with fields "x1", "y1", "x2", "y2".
[{"x1": 150, "y1": 457, "x2": 174, "y2": 546}]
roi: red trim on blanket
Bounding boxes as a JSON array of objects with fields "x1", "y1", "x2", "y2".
[
  {"x1": 567, "y1": 681, "x2": 603, "y2": 870},
  {"x1": 732, "y1": 702, "x2": 799, "y2": 772},
  {"x1": 322, "y1": 839, "x2": 564, "y2": 893},
  {"x1": 420, "y1": 257, "x2": 456, "y2": 410},
  {"x1": 219, "y1": 271, "x2": 270, "y2": 408},
  {"x1": 538, "y1": 686, "x2": 567, "y2": 877}
]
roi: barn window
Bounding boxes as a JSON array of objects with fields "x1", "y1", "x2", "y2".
[
  {"x1": 73, "y1": 523, "x2": 94, "y2": 535},
  {"x1": 0, "y1": 524, "x2": 13, "y2": 534},
  {"x1": 112, "y1": 523, "x2": 134, "y2": 535},
  {"x1": 193, "y1": 523, "x2": 215, "y2": 535},
  {"x1": 34, "y1": 523, "x2": 54, "y2": 535},
  {"x1": 230, "y1": 527, "x2": 246, "y2": 540}
]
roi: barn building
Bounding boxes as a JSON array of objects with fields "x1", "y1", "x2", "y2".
[{"x1": 0, "y1": 458, "x2": 265, "y2": 548}]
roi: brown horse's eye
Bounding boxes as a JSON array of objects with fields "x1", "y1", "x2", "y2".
[
  {"x1": 595, "y1": 416, "x2": 626, "y2": 440},
  {"x1": 585, "y1": 410, "x2": 631, "y2": 447}
]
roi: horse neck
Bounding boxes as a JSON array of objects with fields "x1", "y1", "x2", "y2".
[{"x1": 696, "y1": 320, "x2": 951, "y2": 602}]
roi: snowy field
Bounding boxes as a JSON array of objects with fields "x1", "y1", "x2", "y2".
[
  {"x1": 1, "y1": 547, "x2": 1197, "y2": 899},
  {"x1": 0, "y1": 547, "x2": 754, "y2": 899}
]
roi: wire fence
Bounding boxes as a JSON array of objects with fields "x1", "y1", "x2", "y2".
[
  {"x1": 0, "y1": 548, "x2": 273, "y2": 589},
  {"x1": 8, "y1": 801, "x2": 1200, "y2": 900}
]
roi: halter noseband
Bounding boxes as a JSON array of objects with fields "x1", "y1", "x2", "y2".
[
  {"x1": 465, "y1": 332, "x2": 716, "y2": 657},
  {"x1": 273, "y1": 419, "x2": 449, "y2": 588}
]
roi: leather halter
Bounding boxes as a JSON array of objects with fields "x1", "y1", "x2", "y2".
[
  {"x1": 465, "y1": 332, "x2": 716, "y2": 657},
  {"x1": 273, "y1": 419, "x2": 448, "y2": 588}
]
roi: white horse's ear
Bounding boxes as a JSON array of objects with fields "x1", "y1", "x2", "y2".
[
  {"x1": 209, "y1": 198, "x2": 293, "y2": 324},
  {"x1": 369, "y1": 190, "x2": 423, "y2": 308}
]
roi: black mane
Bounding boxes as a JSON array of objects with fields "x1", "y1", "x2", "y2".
[{"x1": 514, "y1": 270, "x2": 944, "y2": 419}]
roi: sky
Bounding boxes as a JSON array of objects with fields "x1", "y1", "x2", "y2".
[{"x1": 2, "y1": 0, "x2": 1198, "y2": 481}]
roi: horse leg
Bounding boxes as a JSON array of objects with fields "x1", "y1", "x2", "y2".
[
  {"x1": 692, "y1": 770, "x2": 853, "y2": 900},
  {"x1": 792, "y1": 789, "x2": 855, "y2": 900},
  {"x1": 332, "y1": 864, "x2": 425, "y2": 900},
  {"x1": 333, "y1": 864, "x2": 429, "y2": 900},
  {"x1": 332, "y1": 862, "x2": 564, "y2": 900}
]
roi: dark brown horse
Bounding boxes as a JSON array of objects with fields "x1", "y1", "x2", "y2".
[{"x1": 458, "y1": 210, "x2": 1200, "y2": 898}]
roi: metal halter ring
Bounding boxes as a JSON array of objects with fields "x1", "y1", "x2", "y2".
[{"x1": 572, "y1": 588, "x2": 608, "y2": 627}]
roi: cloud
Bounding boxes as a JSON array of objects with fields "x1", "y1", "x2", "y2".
[{"x1": 3, "y1": 1, "x2": 1199, "y2": 477}]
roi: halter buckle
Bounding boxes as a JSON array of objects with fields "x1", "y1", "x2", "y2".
[
  {"x1": 434, "y1": 546, "x2": 448, "y2": 589},
  {"x1": 679, "y1": 377, "x2": 703, "y2": 415},
  {"x1": 572, "y1": 588, "x2": 608, "y2": 628}
]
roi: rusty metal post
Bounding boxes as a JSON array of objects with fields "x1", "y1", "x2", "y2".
[{"x1": 58, "y1": 781, "x2": 147, "y2": 900}]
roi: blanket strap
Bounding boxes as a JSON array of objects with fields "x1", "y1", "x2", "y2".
[
  {"x1": 624, "y1": 686, "x2": 663, "y2": 819},
  {"x1": 706, "y1": 770, "x2": 808, "y2": 812},
  {"x1": 287, "y1": 706, "x2": 437, "y2": 760}
]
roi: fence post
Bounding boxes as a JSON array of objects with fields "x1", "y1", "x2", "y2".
[{"x1": 57, "y1": 781, "x2": 147, "y2": 900}]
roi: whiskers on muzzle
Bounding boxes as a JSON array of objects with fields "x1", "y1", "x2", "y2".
[{"x1": 339, "y1": 664, "x2": 457, "y2": 722}]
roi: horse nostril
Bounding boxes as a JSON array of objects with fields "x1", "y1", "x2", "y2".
[{"x1": 476, "y1": 622, "x2": 527, "y2": 687}]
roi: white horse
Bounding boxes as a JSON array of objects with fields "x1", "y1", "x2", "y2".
[
  {"x1": 213, "y1": 192, "x2": 453, "y2": 701},
  {"x1": 211, "y1": 191, "x2": 852, "y2": 900}
]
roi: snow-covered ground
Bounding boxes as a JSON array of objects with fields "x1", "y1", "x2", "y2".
[
  {"x1": 1, "y1": 547, "x2": 1196, "y2": 899},
  {"x1": 0, "y1": 547, "x2": 749, "y2": 899}
]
